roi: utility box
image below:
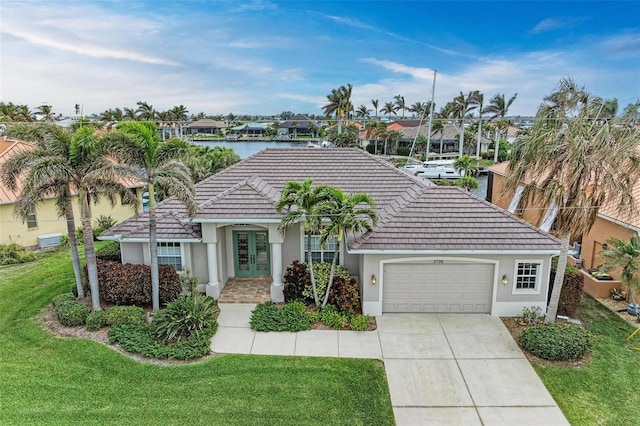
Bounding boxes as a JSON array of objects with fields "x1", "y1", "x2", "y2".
[{"x1": 38, "y1": 233, "x2": 63, "y2": 249}]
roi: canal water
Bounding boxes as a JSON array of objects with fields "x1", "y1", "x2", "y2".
[{"x1": 194, "y1": 140, "x2": 488, "y2": 199}]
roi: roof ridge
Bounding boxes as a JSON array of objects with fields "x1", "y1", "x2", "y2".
[{"x1": 197, "y1": 175, "x2": 279, "y2": 211}]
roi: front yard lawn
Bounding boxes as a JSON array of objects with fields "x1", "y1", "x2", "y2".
[
  {"x1": 533, "y1": 295, "x2": 640, "y2": 425},
  {"x1": 0, "y1": 246, "x2": 393, "y2": 425}
]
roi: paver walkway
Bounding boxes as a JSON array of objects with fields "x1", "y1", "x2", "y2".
[{"x1": 211, "y1": 303, "x2": 569, "y2": 426}]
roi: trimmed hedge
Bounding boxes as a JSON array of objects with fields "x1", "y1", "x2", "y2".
[
  {"x1": 520, "y1": 323, "x2": 592, "y2": 361},
  {"x1": 55, "y1": 300, "x2": 90, "y2": 327},
  {"x1": 549, "y1": 261, "x2": 585, "y2": 318},
  {"x1": 328, "y1": 277, "x2": 361, "y2": 314},
  {"x1": 86, "y1": 310, "x2": 110, "y2": 331},
  {"x1": 95, "y1": 241, "x2": 121, "y2": 263},
  {"x1": 106, "y1": 306, "x2": 147, "y2": 327},
  {"x1": 84, "y1": 259, "x2": 181, "y2": 306},
  {"x1": 250, "y1": 301, "x2": 312, "y2": 332},
  {"x1": 52, "y1": 293, "x2": 77, "y2": 307}
]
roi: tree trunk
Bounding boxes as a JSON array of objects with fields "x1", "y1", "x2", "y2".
[
  {"x1": 306, "y1": 230, "x2": 319, "y2": 306},
  {"x1": 65, "y1": 198, "x2": 84, "y2": 298},
  {"x1": 458, "y1": 123, "x2": 464, "y2": 157},
  {"x1": 476, "y1": 117, "x2": 482, "y2": 159},
  {"x1": 80, "y1": 191, "x2": 101, "y2": 311},
  {"x1": 493, "y1": 130, "x2": 500, "y2": 163},
  {"x1": 149, "y1": 183, "x2": 160, "y2": 312},
  {"x1": 322, "y1": 231, "x2": 342, "y2": 307},
  {"x1": 545, "y1": 233, "x2": 570, "y2": 323}
]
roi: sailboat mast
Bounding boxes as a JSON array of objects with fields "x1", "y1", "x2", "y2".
[{"x1": 425, "y1": 70, "x2": 436, "y2": 160}]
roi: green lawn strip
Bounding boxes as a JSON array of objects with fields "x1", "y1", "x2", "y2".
[
  {"x1": 534, "y1": 295, "x2": 640, "y2": 425},
  {"x1": 0, "y1": 246, "x2": 394, "y2": 425}
]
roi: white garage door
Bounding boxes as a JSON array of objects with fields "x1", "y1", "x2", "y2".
[{"x1": 383, "y1": 262, "x2": 494, "y2": 313}]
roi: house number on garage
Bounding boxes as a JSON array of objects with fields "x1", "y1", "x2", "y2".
[{"x1": 433, "y1": 260, "x2": 444, "y2": 264}]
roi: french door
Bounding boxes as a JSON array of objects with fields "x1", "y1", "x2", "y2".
[{"x1": 233, "y1": 231, "x2": 270, "y2": 276}]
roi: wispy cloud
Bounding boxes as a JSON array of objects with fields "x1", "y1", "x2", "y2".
[
  {"x1": 529, "y1": 17, "x2": 582, "y2": 34},
  {"x1": 229, "y1": 0, "x2": 278, "y2": 13},
  {"x1": 2, "y1": 26, "x2": 180, "y2": 66},
  {"x1": 598, "y1": 31, "x2": 640, "y2": 56}
]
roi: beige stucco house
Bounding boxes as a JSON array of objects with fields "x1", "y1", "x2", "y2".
[
  {"x1": 101, "y1": 148, "x2": 560, "y2": 316},
  {"x1": 0, "y1": 137, "x2": 143, "y2": 247}
]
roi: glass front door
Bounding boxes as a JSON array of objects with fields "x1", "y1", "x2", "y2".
[{"x1": 233, "y1": 231, "x2": 270, "y2": 276}]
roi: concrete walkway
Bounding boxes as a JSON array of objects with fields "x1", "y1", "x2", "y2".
[{"x1": 211, "y1": 303, "x2": 569, "y2": 426}]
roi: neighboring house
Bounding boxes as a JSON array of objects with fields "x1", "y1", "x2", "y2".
[
  {"x1": 184, "y1": 119, "x2": 228, "y2": 136},
  {"x1": 0, "y1": 137, "x2": 143, "y2": 248},
  {"x1": 230, "y1": 122, "x2": 271, "y2": 137},
  {"x1": 487, "y1": 161, "x2": 640, "y2": 296},
  {"x1": 278, "y1": 114, "x2": 319, "y2": 137},
  {"x1": 101, "y1": 148, "x2": 560, "y2": 317}
]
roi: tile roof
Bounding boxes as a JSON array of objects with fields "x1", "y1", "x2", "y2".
[
  {"x1": 103, "y1": 148, "x2": 560, "y2": 252},
  {"x1": 0, "y1": 138, "x2": 36, "y2": 204},
  {"x1": 184, "y1": 119, "x2": 228, "y2": 129}
]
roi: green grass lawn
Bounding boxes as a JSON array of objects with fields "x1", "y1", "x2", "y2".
[
  {"x1": 534, "y1": 295, "x2": 640, "y2": 425},
  {"x1": 0, "y1": 246, "x2": 394, "y2": 425}
]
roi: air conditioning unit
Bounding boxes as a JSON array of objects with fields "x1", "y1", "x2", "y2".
[{"x1": 38, "y1": 233, "x2": 63, "y2": 249}]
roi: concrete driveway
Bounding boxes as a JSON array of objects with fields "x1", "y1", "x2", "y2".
[{"x1": 211, "y1": 304, "x2": 569, "y2": 426}]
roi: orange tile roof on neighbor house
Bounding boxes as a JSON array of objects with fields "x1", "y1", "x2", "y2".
[{"x1": 0, "y1": 138, "x2": 36, "y2": 204}]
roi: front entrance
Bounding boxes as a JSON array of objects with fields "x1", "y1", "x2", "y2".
[{"x1": 233, "y1": 231, "x2": 270, "y2": 276}]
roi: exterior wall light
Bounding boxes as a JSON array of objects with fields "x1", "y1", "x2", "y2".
[
  {"x1": 501, "y1": 274, "x2": 509, "y2": 286},
  {"x1": 371, "y1": 274, "x2": 377, "y2": 285}
]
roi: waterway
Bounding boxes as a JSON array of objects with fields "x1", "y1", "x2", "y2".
[{"x1": 193, "y1": 139, "x2": 488, "y2": 199}]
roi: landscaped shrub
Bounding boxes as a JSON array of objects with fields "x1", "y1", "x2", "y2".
[
  {"x1": 108, "y1": 323, "x2": 214, "y2": 360},
  {"x1": 95, "y1": 241, "x2": 121, "y2": 263},
  {"x1": 92, "y1": 215, "x2": 117, "y2": 240},
  {"x1": 549, "y1": 261, "x2": 585, "y2": 318},
  {"x1": 328, "y1": 277, "x2": 361, "y2": 315},
  {"x1": 307, "y1": 263, "x2": 351, "y2": 303},
  {"x1": 55, "y1": 300, "x2": 90, "y2": 327},
  {"x1": 153, "y1": 293, "x2": 218, "y2": 343},
  {"x1": 106, "y1": 305, "x2": 147, "y2": 327},
  {"x1": 84, "y1": 259, "x2": 181, "y2": 306},
  {"x1": 520, "y1": 323, "x2": 592, "y2": 361},
  {"x1": 321, "y1": 304, "x2": 348, "y2": 329},
  {"x1": 85, "y1": 310, "x2": 110, "y2": 331},
  {"x1": 396, "y1": 147, "x2": 410, "y2": 157},
  {"x1": 52, "y1": 293, "x2": 77, "y2": 307},
  {"x1": 0, "y1": 243, "x2": 36, "y2": 265},
  {"x1": 283, "y1": 261, "x2": 310, "y2": 303},
  {"x1": 249, "y1": 301, "x2": 311, "y2": 332},
  {"x1": 349, "y1": 314, "x2": 370, "y2": 331}
]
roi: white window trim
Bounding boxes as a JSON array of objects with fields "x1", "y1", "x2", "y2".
[
  {"x1": 157, "y1": 241, "x2": 185, "y2": 272},
  {"x1": 512, "y1": 259, "x2": 543, "y2": 295},
  {"x1": 539, "y1": 201, "x2": 558, "y2": 232},
  {"x1": 508, "y1": 185, "x2": 525, "y2": 214},
  {"x1": 298, "y1": 227, "x2": 341, "y2": 264}
]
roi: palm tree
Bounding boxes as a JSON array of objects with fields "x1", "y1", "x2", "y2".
[
  {"x1": 599, "y1": 236, "x2": 640, "y2": 321},
  {"x1": 322, "y1": 84, "x2": 352, "y2": 135},
  {"x1": 355, "y1": 105, "x2": 371, "y2": 119},
  {"x1": 507, "y1": 80, "x2": 640, "y2": 324},
  {"x1": 468, "y1": 91, "x2": 485, "y2": 158},
  {"x1": 381, "y1": 102, "x2": 397, "y2": 121},
  {"x1": 318, "y1": 188, "x2": 377, "y2": 306},
  {"x1": 431, "y1": 119, "x2": 445, "y2": 155},
  {"x1": 394, "y1": 95, "x2": 406, "y2": 119},
  {"x1": 136, "y1": 101, "x2": 155, "y2": 121},
  {"x1": 276, "y1": 180, "x2": 332, "y2": 306},
  {"x1": 451, "y1": 92, "x2": 479, "y2": 157},
  {"x1": 1, "y1": 124, "x2": 137, "y2": 311},
  {"x1": 35, "y1": 104, "x2": 55, "y2": 122},
  {"x1": 408, "y1": 101, "x2": 430, "y2": 118},
  {"x1": 453, "y1": 154, "x2": 478, "y2": 177},
  {"x1": 371, "y1": 99, "x2": 379, "y2": 118},
  {"x1": 105, "y1": 121, "x2": 197, "y2": 312},
  {"x1": 622, "y1": 100, "x2": 640, "y2": 126}
]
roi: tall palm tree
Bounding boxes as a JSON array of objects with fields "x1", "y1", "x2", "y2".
[
  {"x1": 599, "y1": 236, "x2": 640, "y2": 321},
  {"x1": 468, "y1": 91, "x2": 485, "y2": 158},
  {"x1": 355, "y1": 105, "x2": 371, "y2": 119},
  {"x1": 381, "y1": 102, "x2": 397, "y2": 121},
  {"x1": 276, "y1": 180, "x2": 332, "y2": 306},
  {"x1": 622, "y1": 100, "x2": 640, "y2": 126},
  {"x1": 1, "y1": 124, "x2": 137, "y2": 311},
  {"x1": 322, "y1": 84, "x2": 352, "y2": 135},
  {"x1": 35, "y1": 104, "x2": 55, "y2": 122},
  {"x1": 408, "y1": 101, "x2": 430, "y2": 118},
  {"x1": 394, "y1": 95, "x2": 406, "y2": 119},
  {"x1": 136, "y1": 101, "x2": 155, "y2": 121},
  {"x1": 507, "y1": 80, "x2": 640, "y2": 323},
  {"x1": 431, "y1": 119, "x2": 445, "y2": 155},
  {"x1": 451, "y1": 92, "x2": 478, "y2": 157},
  {"x1": 105, "y1": 121, "x2": 197, "y2": 312},
  {"x1": 318, "y1": 188, "x2": 377, "y2": 306},
  {"x1": 371, "y1": 99, "x2": 379, "y2": 118},
  {"x1": 453, "y1": 154, "x2": 478, "y2": 177}
]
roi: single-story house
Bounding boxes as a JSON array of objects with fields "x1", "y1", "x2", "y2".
[
  {"x1": 184, "y1": 119, "x2": 228, "y2": 135},
  {"x1": 101, "y1": 148, "x2": 560, "y2": 316},
  {"x1": 278, "y1": 114, "x2": 319, "y2": 137},
  {"x1": 230, "y1": 122, "x2": 271, "y2": 137},
  {"x1": 0, "y1": 137, "x2": 144, "y2": 247}
]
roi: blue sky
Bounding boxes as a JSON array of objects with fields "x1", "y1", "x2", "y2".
[{"x1": 1, "y1": 0, "x2": 638, "y2": 117}]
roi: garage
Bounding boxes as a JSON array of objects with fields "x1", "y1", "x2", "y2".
[{"x1": 382, "y1": 262, "x2": 494, "y2": 313}]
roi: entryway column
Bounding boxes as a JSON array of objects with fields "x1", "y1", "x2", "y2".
[
  {"x1": 268, "y1": 224, "x2": 284, "y2": 302},
  {"x1": 205, "y1": 242, "x2": 220, "y2": 298}
]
